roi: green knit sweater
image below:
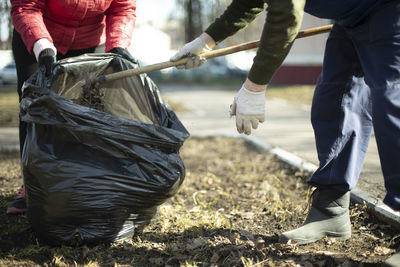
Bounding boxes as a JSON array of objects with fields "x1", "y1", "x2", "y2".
[{"x1": 205, "y1": 0, "x2": 305, "y2": 85}]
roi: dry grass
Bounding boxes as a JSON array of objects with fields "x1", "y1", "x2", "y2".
[
  {"x1": 0, "y1": 85, "x2": 19, "y2": 127},
  {"x1": 162, "y1": 96, "x2": 187, "y2": 113},
  {"x1": 0, "y1": 137, "x2": 397, "y2": 266},
  {"x1": 267, "y1": 85, "x2": 315, "y2": 106},
  {"x1": 0, "y1": 84, "x2": 316, "y2": 128}
]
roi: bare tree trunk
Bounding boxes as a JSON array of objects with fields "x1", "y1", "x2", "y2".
[
  {"x1": 8, "y1": 5, "x2": 13, "y2": 49},
  {"x1": 0, "y1": 0, "x2": 12, "y2": 49},
  {"x1": 184, "y1": 0, "x2": 203, "y2": 42},
  {"x1": 172, "y1": 0, "x2": 265, "y2": 49}
]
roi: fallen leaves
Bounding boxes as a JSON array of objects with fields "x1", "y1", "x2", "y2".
[
  {"x1": 1, "y1": 137, "x2": 399, "y2": 266},
  {"x1": 374, "y1": 246, "x2": 395, "y2": 256},
  {"x1": 186, "y1": 237, "x2": 208, "y2": 251}
]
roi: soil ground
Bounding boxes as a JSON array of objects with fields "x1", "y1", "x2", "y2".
[{"x1": 0, "y1": 137, "x2": 398, "y2": 266}]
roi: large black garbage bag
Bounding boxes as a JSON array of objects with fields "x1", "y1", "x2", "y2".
[{"x1": 19, "y1": 54, "x2": 189, "y2": 245}]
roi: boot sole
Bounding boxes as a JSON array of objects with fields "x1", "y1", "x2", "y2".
[{"x1": 279, "y1": 231, "x2": 351, "y2": 245}]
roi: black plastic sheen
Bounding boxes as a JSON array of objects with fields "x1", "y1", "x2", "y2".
[{"x1": 19, "y1": 53, "x2": 189, "y2": 245}]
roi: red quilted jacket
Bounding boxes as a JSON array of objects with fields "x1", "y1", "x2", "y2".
[{"x1": 11, "y1": 0, "x2": 136, "y2": 55}]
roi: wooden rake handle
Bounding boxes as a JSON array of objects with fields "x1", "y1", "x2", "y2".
[{"x1": 92, "y1": 24, "x2": 333, "y2": 85}]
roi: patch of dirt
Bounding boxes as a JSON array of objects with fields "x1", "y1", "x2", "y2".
[{"x1": 0, "y1": 137, "x2": 398, "y2": 266}]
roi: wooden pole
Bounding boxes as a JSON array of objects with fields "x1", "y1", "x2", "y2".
[{"x1": 91, "y1": 24, "x2": 333, "y2": 85}]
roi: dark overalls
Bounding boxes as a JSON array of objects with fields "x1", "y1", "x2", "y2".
[{"x1": 305, "y1": 0, "x2": 400, "y2": 210}]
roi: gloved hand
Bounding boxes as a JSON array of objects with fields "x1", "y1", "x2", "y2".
[
  {"x1": 170, "y1": 33, "x2": 214, "y2": 70},
  {"x1": 38, "y1": 48, "x2": 56, "y2": 77},
  {"x1": 230, "y1": 84, "x2": 266, "y2": 135},
  {"x1": 110, "y1": 47, "x2": 138, "y2": 64}
]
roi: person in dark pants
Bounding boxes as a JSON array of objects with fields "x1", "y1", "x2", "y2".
[
  {"x1": 171, "y1": 0, "x2": 400, "y2": 265},
  {"x1": 7, "y1": 0, "x2": 138, "y2": 215}
]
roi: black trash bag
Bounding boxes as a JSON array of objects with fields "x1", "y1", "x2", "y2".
[{"x1": 19, "y1": 53, "x2": 190, "y2": 246}]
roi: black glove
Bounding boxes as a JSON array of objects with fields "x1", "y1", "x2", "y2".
[
  {"x1": 109, "y1": 47, "x2": 138, "y2": 64},
  {"x1": 38, "y1": 48, "x2": 56, "y2": 77}
]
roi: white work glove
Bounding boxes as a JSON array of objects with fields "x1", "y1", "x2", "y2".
[
  {"x1": 170, "y1": 36, "x2": 212, "y2": 70},
  {"x1": 230, "y1": 84, "x2": 266, "y2": 135}
]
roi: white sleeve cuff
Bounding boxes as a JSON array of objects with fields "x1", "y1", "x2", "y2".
[{"x1": 33, "y1": 39, "x2": 57, "y2": 61}]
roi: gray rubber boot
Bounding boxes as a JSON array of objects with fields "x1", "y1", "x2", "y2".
[
  {"x1": 383, "y1": 251, "x2": 400, "y2": 267},
  {"x1": 279, "y1": 188, "x2": 351, "y2": 245}
]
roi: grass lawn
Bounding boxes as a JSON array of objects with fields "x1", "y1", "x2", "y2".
[
  {"x1": 0, "y1": 84, "x2": 315, "y2": 128},
  {"x1": 0, "y1": 85, "x2": 19, "y2": 127},
  {"x1": 0, "y1": 137, "x2": 397, "y2": 266},
  {"x1": 0, "y1": 82, "x2": 397, "y2": 266},
  {"x1": 266, "y1": 85, "x2": 314, "y2": 106}
]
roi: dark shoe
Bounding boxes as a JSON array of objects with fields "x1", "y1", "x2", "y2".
[
  {"x1": 279, "y1": 188, "x2": 351, "y2": 245},
  {"x1": 6, "y1": 186, "x2": 27, "y2": 214},
  {"x1": 383, "y1": 251, "x2": 400, "y2": 267}
]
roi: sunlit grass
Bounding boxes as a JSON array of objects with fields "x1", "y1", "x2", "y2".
[
  {"x1": 267, "y1": 85, "x2": 315, "y2": 106},
  {"x1": 0, "y1": 84, "x2": 316, "y2": 127},
  {"x1": 0, "y1": 137, "x2": 396, "y2": 266},
  {"x1": 0, "y1": 86, "x2": 19, "y2": 127}
]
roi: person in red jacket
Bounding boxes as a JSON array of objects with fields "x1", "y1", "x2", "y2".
[{"x1": 7, "y1": 0, "x2": 137, "y2": 215}]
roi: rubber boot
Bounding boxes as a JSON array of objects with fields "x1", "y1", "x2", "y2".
[
  {"x1": 279, "y1": 188, "x2": 351, "y2": 245},
  {"x1": 383, "y1": 251, "x2": 400, "y2": 267}
]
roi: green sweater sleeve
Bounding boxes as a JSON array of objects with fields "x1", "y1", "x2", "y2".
[
  {"x1": 205, "y1": 0, "x2": 305, "y2": 85},
  {"x1": 205, "y1": 0, "x2": 266, "y2": 44}
]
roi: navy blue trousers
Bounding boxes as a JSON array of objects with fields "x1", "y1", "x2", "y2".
[{"x1": 307, "y1": 0, "x2": 400, "y2": 211}]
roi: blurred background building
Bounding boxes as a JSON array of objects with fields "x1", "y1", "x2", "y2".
[{"x1": 272, "y1": 14, "x2": 330, "y2": 85}]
